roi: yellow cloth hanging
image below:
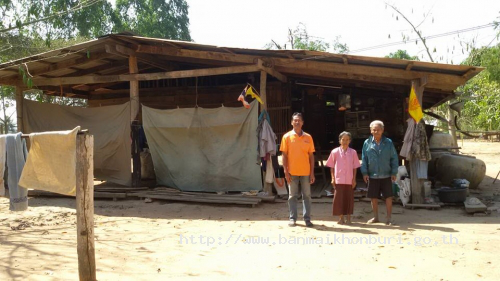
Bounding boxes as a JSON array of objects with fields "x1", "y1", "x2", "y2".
[
  {"x1": 245, "y1": 85, "x2": 264, "y2": 104},
  {"x1": 408, "y1": 85, "x2": 423, "y2": 123}
]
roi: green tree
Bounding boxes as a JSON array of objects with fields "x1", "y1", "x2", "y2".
[
  {"x1": 385, "y1": 50, "x2": 419, "y2": 60},
  {"x1": 458, "y1": 43, "x2": 500, "y2": 131},
  {"x1": 266, "y1": 23, "x2": 349, "y2": 53},
  {"x1": 0, "y1": 0, "x2": 192, "y2": 43},
  {"x1": 113, "y1": 0, "x2": 191, "y2": 40}
]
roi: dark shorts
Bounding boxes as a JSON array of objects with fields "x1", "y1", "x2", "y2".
[{"x1": 367, "y1": 178, "x2": 393, "y2": 199}]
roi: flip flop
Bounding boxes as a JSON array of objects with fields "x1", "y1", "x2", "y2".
[{"x1": 367, "y1": 218, "x2": 380, "y2": 224}]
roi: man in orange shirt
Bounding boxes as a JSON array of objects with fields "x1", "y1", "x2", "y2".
[{"x1": 280, "y1": 112, "x2": 316, "y2": 227}]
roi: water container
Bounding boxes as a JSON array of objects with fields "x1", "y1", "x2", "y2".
[{"x1": 435, "y1": 154, "x2": 486, "y2": 189}]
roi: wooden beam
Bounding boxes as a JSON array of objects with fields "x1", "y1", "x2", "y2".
[
  {"x1": 15, "y1": 87, "x2": 24, "y2": 132},
  {"x1": 135, "y1": 44, "x2": 256, "y2": 64},
  {"x1": 31, "y1": 64, "x2": 261, "y2": 86},
  {"x1": 76, "y1": 133, "x2": 96, "y2": 281},
  {"x1": 10, "y1": 52, "x2": 113, "y2": 79},
  {"x1": 106, "y1": 44, "x2": 176, "y2": 71},
  {"x1": 278, "y1": 61, "x2": 466, "y2": 88},
  {"x1": 221, "y1": 48, "x2": 236, "y2": 55},
  {"x1": 60, "y1": 60, "x2": 128, "y2": 77},
  {"x1": 135, "y1": 44, "x2": 468, "y2": 89},
  {"x1": 276, "y1": 66, "x2": 458, "y2": 92},
  {"x1": 406, "y1": 62, "x2": 414, "y2": 71},
  {"x1": 257, "y1": 59, "x2": 287, "y2": 83},
  {"x1": 462, "y1": 68, "x2": 477, "y2": 80},
  {"x1": 342, "y1": 55, "x2": 348, "y2": 65}
]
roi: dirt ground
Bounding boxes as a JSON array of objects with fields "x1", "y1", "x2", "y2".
[{"x1": 1, "y1": 140, "x2": 500, "y2": 280}]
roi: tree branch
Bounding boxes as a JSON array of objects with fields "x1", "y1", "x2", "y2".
[
  {"x1": 0, "y1": 0, "x2": 103, "y2": 34},
  {"x1": 386, "y1": 2, "x2": 434, "y2": 62}
]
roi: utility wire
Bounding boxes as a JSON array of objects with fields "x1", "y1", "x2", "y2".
[{"x1": 350, "y1": 23, "x2": 496, "y2": 53}]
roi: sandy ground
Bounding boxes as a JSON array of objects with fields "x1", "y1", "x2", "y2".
[{"x1": 1, "y1": 140, "x2": 500, "y2": 281}]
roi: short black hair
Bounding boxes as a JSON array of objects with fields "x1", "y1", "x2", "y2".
[{"x1": 292, "y1": 112, "x2": 304, "y2": 121}]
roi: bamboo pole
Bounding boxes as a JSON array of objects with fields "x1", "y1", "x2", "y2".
[{"x1": 76, "y1": 133, "x2": 96, "y2": 281}]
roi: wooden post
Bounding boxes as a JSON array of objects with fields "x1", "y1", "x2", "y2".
[
  {"x1": 260, "y1": 71, "x2": 267, "y2": 111},
  {"x1": 410, "y1": 79, "x2": 426, "y2": 204},
  {"x1": 76, "y1": 133, "x2": 96, "y2": 281},
  {"x1": 129, "y1": 55, "x2": 139, "y2": 121},
  {"x1": 260, "y1": 71, "x2": 273, "y2": 194},
  {"x1": 129, "y1": 56, "x2": 141, "y2": 187},
  {"x1": 15, "y1": 87, "x2": 24, "y2": 132},
  {"x1": 131, "y1": 120, "x2": 141, "y2": 187}
]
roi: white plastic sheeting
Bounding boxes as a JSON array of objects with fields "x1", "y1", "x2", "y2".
[
  {"x1": 23, "y1": 100, "x2": 131, "y2": 186},
  {"x1": 142, "y1": 101, "x2": 260, "y2": 192}
]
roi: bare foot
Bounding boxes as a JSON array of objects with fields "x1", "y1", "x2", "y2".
[
  {"x1": 367, "y1": 218, "x2": 379, "y2": 224},
  {"x1": 385, "y1": 218, "x2": 395, "y2": 226},
  {"x1": 337, "y1": 219, "x2": 345, "y2": 225}
]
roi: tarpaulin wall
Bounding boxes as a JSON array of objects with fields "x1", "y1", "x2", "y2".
[
  {"x1": 142, "y1": 101, "x2": 260, "y2": 192},
  {"x1": 22, "y1": 99, "x2": 131, "y2": 186}
]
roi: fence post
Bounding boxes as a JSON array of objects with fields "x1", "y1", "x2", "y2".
[{"x1": 76, "y1": 133, "x2": 96, "y2": 281}]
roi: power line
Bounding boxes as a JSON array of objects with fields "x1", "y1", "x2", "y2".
[{"x1": 350, "y1": 23, "x2": 496, "y2": 53}]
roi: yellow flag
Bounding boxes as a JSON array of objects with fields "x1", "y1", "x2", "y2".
[
  {"x1": 245, "y1": 85, "x2": 264, "y2": 104},
  {"x1": 408, "y1": 85, "x2": 423, "y2": 123}
]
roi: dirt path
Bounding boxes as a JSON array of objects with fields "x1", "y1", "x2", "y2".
[{"x1": 1, "y1": 140, "x2": 499, "y2": 280}]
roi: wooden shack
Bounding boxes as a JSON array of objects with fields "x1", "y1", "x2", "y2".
[{"x1": 0, "y1": 33, "x2": 483, "y2": 188}]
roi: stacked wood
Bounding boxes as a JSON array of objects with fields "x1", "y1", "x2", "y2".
[{"x1": 129, "y1": 187, "x2": 273, "y2": 207}]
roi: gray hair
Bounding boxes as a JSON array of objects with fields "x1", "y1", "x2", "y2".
[
  {"x1": 339, "y1": 131, "x2": 352, "y2": 140},
  {"x1": 370, "y1": 120, "x2": 384, "y2": 128}
]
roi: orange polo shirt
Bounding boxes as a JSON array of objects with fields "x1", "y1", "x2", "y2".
[{"x1": 280, "y1": 130, "x2": 315, "y2": 176}]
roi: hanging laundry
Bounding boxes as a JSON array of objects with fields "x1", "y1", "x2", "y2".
[
  {"x1": 257, "y1": 111, "x2": 277, "y2": 158},
  {"x1": 0, "y1": 136, "x2": 5, "y2": 197},
  {"x1": 19, "y1": 127, "x2": 80, "y2": 196},
  {"x1": 6, "y1": 133, "x2": 28, "y2": 211}
]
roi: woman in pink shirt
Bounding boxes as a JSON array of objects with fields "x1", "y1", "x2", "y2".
[{"x1": 325, "y1": 131, "x2": 361, "y2": 225}]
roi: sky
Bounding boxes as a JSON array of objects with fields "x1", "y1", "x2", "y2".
[{"x1": 187, "y1": 0, "x2": 500, "y2": 64}]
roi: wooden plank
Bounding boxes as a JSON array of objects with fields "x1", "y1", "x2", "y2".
[
  {"x1": 130, "y1": 190, "x2": 264, "y2": 203},
  {"x1": 16, "y1": 87, "x2": 24, "y2": 132},
  {"x1": 76, "y1": 134, "x2": 96, "y2": 281},
  {"x1": 94, "y1": 192, "x2": 127, "y2": 199},
  {"x1": 405, "y1": 203, "x2": 440, "y2": 210},
  {"x1": 8, "y1": 52, "x2": 112, "y2": 79},
  {"x1": 30, "y1": 64, "x2": 261, "y2": 86},
  {"x1": 131, "y1": 193, "x2": 260, "y2": 205},
  {"x1": 106, "y1": 44, "x2": 176, "y2": 71},
  {"x1": 257, "y1": 59, "x2": 287, "y2": 83}
]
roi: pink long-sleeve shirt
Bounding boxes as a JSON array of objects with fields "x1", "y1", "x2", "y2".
[{"x1": 325, "y1": 147, "x2": 361, "y2": 185}]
